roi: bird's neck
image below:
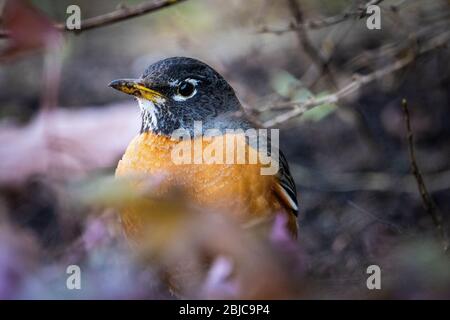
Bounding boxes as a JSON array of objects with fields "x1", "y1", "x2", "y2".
[
  {"x1": 138, "y1": 98, "x2": 251, "y2": 137},
  {"x1": 138, "y1": 98, "x2": 179, "y2": 135}
]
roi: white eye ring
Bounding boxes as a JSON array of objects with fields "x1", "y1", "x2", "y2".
[{"x1": 172, "y1": 78, "x2": 199, "y2": 101}]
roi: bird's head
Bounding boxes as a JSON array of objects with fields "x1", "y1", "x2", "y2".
[{"x1": 109, "y1": 57, "x2": 243, "y2": 136}]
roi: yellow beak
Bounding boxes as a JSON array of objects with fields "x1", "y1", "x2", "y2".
[{"x1": 109, "y1": 79, "x2": 165, "y2": 102}]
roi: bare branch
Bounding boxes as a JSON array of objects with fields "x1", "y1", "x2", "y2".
[
  {"x1": 0, "y1": 0, "x2": 187, "y2": 38},
  {"x1": 286, "y1": 0, "x2": 337, "y2": 87},
  {"x1": 401, "y1": 99, "x2": 448, "y2": 252},
  {"x1": 261, "y1": 30, "x2": 450, "y2": 127},
  {"x1": 259, "y1": 0, "x2": 385, "y2": 34},
  {"x1": 289, "y1": 163, "x2": 450, "y2": 194},
  {"x1": 263, "y1": 52, "x2": 414, "y2": 127},
  {"x1": 258, "y1": 14, "x2": 350, "y2": 34},
  {"x1": 59, "y1": 0, "x2": 188, "y2": 33}
]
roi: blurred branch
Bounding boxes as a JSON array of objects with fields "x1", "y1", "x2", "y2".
[
  {"x1": 401, "y1": 99, "x2": 449, "y2": 252},
  {"x1": 344, "y1": 18, "x2": 450, "y2": 71},
  {"x1": 284, "y1": 0, "x2": 379, "y2": 152},
  {"x1": 258, "y1": 13, "x2": 350, "y2": 34},
  {"x1": 0, "y1": 0, "x2": 187, "y2": 37},
  {"x1": 347, "y1": 200, "x2": 404, "y2": 233},
  {"x1": 286, "y1": 0, "x2": 337, "y2": 87},
  {"x1": 58, "y1": 0, "x2": 188, "y2": 33},
  {"x1": 291, "y1": 164, "x2": 450, "y2": 194},
  {"x1": 263, "y1": 53, "x2": 413, "y2": 127},
  {"x1": 261, "y1": 30, "x2": 450, "y2": 127},
  {"x1": 259, "y1": 0, "x2": 385, "y2": 34}
]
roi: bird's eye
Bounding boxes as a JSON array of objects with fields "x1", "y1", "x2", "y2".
[
  {"x1": 172, "y1": 79, "x2": 199, "y2": 102},
  {"x1": 177, "y1": 81, "x2": 195, "y2": 97}
]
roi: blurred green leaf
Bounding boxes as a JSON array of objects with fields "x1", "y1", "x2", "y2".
[
  {"x1": 270, "y1": 70, "x2": 303, "y2": 98},
  {"x1": 301, "y1": 91, "x2": 337, "y2": 122},
  {"x1": 292, "y1": 88, "x2": 313, "y2": 102}
]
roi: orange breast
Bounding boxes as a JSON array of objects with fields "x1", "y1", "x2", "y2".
[{"x1": 116, "y1": 132, "x2": 288, "y2": 236}]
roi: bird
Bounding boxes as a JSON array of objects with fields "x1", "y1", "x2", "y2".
[{"x1": 109, "y1": 57, "x2": 299, "y2": 239}]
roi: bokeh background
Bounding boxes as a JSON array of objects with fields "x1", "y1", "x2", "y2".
[{"x1": 0, "y1": 0, "x2": 450, "y2": 299}]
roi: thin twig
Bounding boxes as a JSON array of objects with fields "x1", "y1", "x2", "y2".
[
  {"x1": 289, "y1": 163, "x2": 450, "y2": 194},
  {"x1": 263, "y1": 51, "x2": 415, "y2": 127},
  {"x1": 401, "y1": 99, "x2": 448, "y2": 252},
  {"x1": 343, "y1": 18, "x2": 450, "y2": 71},
  {"x1": 0, "y1": 0, "x2": 187, "y2": 38},
  {"x1": 59, "y1": 0, "x2": 187, "y2": 33},
  {"x1": 261, "y1": 30, "x2": 450, "y2": 127},
  {"x1": 286, "y1": 0, "x2": 337, "y2": 87},
  {"x1": 258, "y1": 14, "x2": 350, "y2": 34},
  {"x1": 285, "y1": 0, "x2": 378, "y2": 152},
  {"x1": 259, "y1": 0, "x2": 385, "y2": 34},
  {"x1": 347, "y1": 200, "x2": 404, "y2": 233}
]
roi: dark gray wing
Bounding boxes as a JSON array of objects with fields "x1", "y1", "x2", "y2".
[{"x1": 275, "y1": 149, "x2": 299, "y2": 215}]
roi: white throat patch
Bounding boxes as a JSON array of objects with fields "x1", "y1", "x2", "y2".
[{"x1": 137, "y1": 98, "x2": 158, "y2": 129}]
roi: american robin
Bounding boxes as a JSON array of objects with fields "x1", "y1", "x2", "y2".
[{"x1": 109, "y1": 57, "x2": 298, "y2": 238}]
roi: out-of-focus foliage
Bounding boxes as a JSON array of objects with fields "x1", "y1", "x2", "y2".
[{"x1": 270, "y1": 71, "x2": 337, "y2": 122}]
